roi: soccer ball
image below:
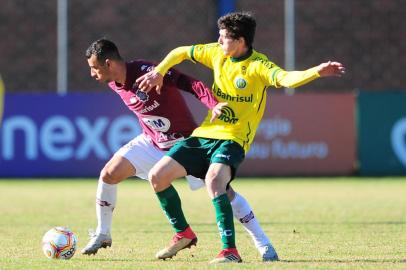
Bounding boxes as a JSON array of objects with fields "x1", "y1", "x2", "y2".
[{"x1": 41, "y1": 227, "x2": 77, "y2": 260}]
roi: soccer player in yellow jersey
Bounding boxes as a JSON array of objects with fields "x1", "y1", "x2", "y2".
[{"x1": 136, "y1": 11, "x2": 345, "y2": 263}]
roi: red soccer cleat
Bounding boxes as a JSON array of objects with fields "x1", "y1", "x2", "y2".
[
  {"x1": 209, "y1": 248, "x2": 242, "y2": 263},
  {"x1": 155, "y1": 226, "x2": 197, "y2": 260}
]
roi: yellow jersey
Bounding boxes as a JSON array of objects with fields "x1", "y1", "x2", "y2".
[{"x1": 156, "y1": 43, "x2": 320, "y2": 153}]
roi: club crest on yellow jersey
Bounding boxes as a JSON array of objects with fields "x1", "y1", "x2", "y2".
[{"x1": 234, "y1": 77, "x2": 247, "y2": 89}]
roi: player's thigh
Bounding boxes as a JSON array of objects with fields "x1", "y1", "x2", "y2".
[
  {"x1": 102, "y1": 155, "x2": 135, "y2": 184},
  {"x1": 150, "y1": 156, "x2": 188, "y2": 181},
  {"x1": 149, "y1": 156, "x2": 187, "y2": 191}
]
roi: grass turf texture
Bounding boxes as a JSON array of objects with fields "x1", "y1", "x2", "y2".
[{"x1": 0, "y1": 178, "x2": 405, "y2": 270}]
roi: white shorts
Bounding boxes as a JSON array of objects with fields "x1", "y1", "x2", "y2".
[{"x1": 115, "y1": 133, "x2": 205, "y2": 190}]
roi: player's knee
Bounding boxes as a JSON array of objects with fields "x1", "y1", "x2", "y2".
[
  {"x1": 205, "y1": 177, "x2": 215, "y2": 190},
  {"x1": 205, "y1": 169, "x2": 218, "y2": 182},
  {"x1": 148, "y1": 168, "x2": 161, "y2": 191},
  {"x1": 205, "y1": 171, "x2": 222, "y2": 187},
  {"x1": 205, "y1": 177, "x2": 221, "y2": 195},
  {"x1": 205, "y1": 173, "x2": 228, "y2": 196},
  {"x1": 149, "y1": 167, "x2": 171, "y2": 191},
  {"x1": 100, "y1": 166, "x2": 123, "y2": 184}
]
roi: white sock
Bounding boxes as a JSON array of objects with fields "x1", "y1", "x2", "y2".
[
  {"x1": 230, "y1": 192, "x2": 271, "y2": 248},
  {"x1": 95, "y1": 178, "x2": 117, "y2": 235}
]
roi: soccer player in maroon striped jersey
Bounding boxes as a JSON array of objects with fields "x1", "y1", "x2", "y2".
[{"x1": 82, "y1": 39, "x2": 276, "y2": 261}]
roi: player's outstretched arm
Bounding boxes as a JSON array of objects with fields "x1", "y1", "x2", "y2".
[
  {"x1": 275, "y1": 60, "x2": 345, "y2": 88},
  {"x1": 136, "y1": 46, "x2": 191, "y2": 93},
  {"x1": 317, "y1": 61, "x2": 346, "y2": 77}
]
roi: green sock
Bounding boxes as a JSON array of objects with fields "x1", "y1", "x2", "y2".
[
  {"x1": 212, "y1": 194, "x2": 235, "y2": 249},
  {"x1": 156, "y1": 185, "x2": 188, "y2": 232}
]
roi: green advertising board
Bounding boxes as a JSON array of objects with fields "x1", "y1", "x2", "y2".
[{"x1": 358, "y1": 91, "x2": 406, "y2": 175}]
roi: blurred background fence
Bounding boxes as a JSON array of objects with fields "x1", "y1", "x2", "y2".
[
  {"x1": 1, "y1": 0, "x2": 405, "y2": 92},
  {"x1": 0, "y1": 0, "x2": 405, "y2": 177}
]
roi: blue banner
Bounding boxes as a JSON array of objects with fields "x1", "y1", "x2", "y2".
[{"x1": 0, "y1": 93, "x2": 140, "y2": 177}]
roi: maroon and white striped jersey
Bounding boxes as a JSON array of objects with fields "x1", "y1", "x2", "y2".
[{"x1": 108, "y1": 60, "x2": 217, "y2": 150}]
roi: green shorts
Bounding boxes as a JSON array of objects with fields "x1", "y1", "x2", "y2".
[{"x1": 166, "y1": 137, "x2": 245, "y2": 181}]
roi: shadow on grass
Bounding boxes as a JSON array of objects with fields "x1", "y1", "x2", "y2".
[
  {"x1": 263, "y1": 221, "x2": 406, "y2": 225},
  {"x1": 282, "y1": 259, "x2": 406, "y2": 263},
  {"x1": 86, "y1": 257, "x2": 209, "y2": 263},
  {"x1": 134, "y1": 220, "x2": 406, "y2": 235},
  {"x1": 142, "y1": 221, "x2": 406, "y2": 227}
]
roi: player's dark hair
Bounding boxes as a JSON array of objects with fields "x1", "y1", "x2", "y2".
[
  {"x1": 217, "y1": 11, "x2": 256, "y2": 48},
  {"x1": 85, "y1": 39, "x2": 123, "y2": 63}
]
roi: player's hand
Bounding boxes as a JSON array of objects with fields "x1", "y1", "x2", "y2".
[
  {"x1": 317, "y1": 61, "x2": 346, "y2": 77},
  {"x1": 135, "y1": 70, "x2": 164, "y2": 94},
  {"x1": 210, "y1": 102, "x2": 228, "y2": 123}
]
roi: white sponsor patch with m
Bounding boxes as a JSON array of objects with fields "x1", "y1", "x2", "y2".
[{"x1": 141, "y1": 115, "x2": 171, "y2": 132}]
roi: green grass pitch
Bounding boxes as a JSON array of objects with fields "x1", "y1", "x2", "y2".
[{"x1": 0, "y1": 177, "x2": 405, "y2": 269}]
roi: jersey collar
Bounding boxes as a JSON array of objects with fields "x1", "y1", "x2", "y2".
[{"x1": 230, "y1": 47, "x2": 253, "y2": 62}]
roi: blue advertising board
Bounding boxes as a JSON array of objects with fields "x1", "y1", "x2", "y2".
[{"x1": 0, "y1": 93, "x2": 140, "y2": 177}]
